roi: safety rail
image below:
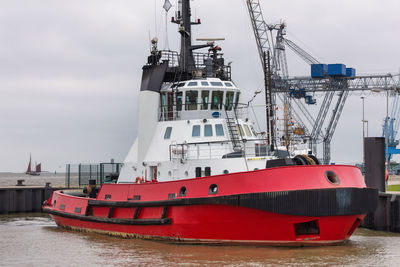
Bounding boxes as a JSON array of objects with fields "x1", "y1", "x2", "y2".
[
  {"x1": 169, "y1": 139, "x2": 271, "y2": 161},
  {"x1": 160, "y1": 50, "x2": 232, "y2": 80},
  {"x1": 158, "y1": 103, "x2": 249, "y2": 121},
  {"x1": 65, "y1": 163, "x2": 123, "y2": 188}
]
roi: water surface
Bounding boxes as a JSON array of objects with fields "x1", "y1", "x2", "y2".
[{"x1": 1, "y1": 214, "x2": 400, "y2": 266}]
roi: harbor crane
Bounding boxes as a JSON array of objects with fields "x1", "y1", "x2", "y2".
[
  {"x1": 245, "y1": 0, "x2": 400, "y2": 164},
  {"x1": 382, "y1": 92, "x2": 400, "y2": 161}
]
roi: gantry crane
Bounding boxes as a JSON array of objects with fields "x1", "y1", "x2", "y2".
[
  {"x1": 382, "y1": 92, "x2": 400, "y2": 161},
  {"x1": 245, "y1": 0, "x2": 400, "y2": 164}
]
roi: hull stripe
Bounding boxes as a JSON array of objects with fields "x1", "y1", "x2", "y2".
[
  {"x1": 86, "y1": 187, "x2": 378, "y2": 217},
  {"x1": 45, "y1": 209, "x2": 172, "y2": 225}
]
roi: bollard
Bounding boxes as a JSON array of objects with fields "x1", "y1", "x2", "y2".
[{"x1": 16, "y1": 180, "x2": 25, "y2": 186}]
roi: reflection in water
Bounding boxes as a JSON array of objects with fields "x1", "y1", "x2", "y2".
[{"x1": 1, "y1": 214, "x2": 400, "y2": 266}]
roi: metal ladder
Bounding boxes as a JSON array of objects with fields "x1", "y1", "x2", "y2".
[{"x1": 225, "y1": 117, "x2": 242, "y2": 151}]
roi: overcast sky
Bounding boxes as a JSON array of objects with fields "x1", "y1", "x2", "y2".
[{"x1": 1, "y1": 0, "x2": 400, "y2": 172}]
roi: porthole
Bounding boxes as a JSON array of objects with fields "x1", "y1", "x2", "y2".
[
  {"x1": 209, "y1": 184, "x2": 218, "y2": 195},
  {"x1": 184, "y1": 171, "x2": 189, "y2": 177},
  {"x1": 179, "y1": 186, "x2": 187, "y2": 197},
  {"x1": 325, "y1": 170, "x2": 340, "y2": 185},
  {"x1": 223, "y1": 170, "x2": 229, "y2": 174}
]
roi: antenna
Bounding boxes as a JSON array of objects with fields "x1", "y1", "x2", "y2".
[{"x1": 196, "y1": 38, "x2": 225, "y2": 41}]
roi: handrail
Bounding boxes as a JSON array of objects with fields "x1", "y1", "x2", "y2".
[{"x1": 169, "y1": 139, "x2": 270, "y2": 161}]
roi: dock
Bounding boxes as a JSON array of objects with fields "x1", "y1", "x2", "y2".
[
  {"x1": 0, "y1": 184, "x2": 68, "y2": 214},
  {"x1": 361, "y1": 137, "x2": 400, "y2": 232}
]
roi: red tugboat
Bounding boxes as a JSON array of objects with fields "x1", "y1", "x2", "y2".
[{"x1": 43, "y1": 0, "x2": 377, "y2": 246}]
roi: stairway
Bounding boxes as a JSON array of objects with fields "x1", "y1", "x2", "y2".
[{"x1": 226, "y1": 117, "x2": 242, "y2": 151}]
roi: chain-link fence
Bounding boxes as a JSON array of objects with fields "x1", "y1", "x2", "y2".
[{"x1": 65, "y1": 163, "x2": 123, "y2": 188}]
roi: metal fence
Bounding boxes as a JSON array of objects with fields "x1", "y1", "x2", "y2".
[{"x1": 65, "y1": 163, "x2": 123, "y2": 188}]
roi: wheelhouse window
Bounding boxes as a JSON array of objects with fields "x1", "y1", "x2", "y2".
[
  {"x1": 250, "y1": 125, "x2": 258, "y2": 136},
  {"x1": 237, "y1": 125, "x2": 244, "y2": 137},
  {"x1": 188, "y1": 81, "x2": 198, "y2": 87},
  {"x1": 224, "y1": 82, "x2": 233, "y2": 87},
  {"x1": 234, "y1": 92, "x2": 240, "y2": 109},
  {"x1": 192, "y1": 125, "x2": 200, "y2": 137},
  {"x1": 185, "y1": 90, "x2": 198, "y2": 111},
  {"x1": 161, "y1": 93, "x2": 167, "y2": 107},
  {"x1": 204, "y1": 124, "x2": 213, "y2": 137},
  {"x1": 210, "y1": 81, "x2": 223, "y2": 86},
  {"x1": 225, "y1": 91, "x2": 234, "y2": 111},
  {"x1": 211, "y1": 91, "x2": 224, "y2": 110},
  {"x1": 176, "y1": 92, "x2": 183, "y2": 111},
  {"x1": 172, "y1": 82, "x2": 186, "y2": 89},
  {"x1": 161, "y1": 93, "x2": 167, "y2": 117},
  {"x1": 243, "y1": 124, "x2": 252, "y2": 137},
  {"x1": 201, "y1": 81, "x2": 209, "y2": 86},
  {"x1": 215, "y1": 124, "x2": 224, "y2": 136},
  {"x1": 201, "y1": 91, "x2": 209, "y2": 110},
  {"x1": 164, "y1": 127, "x2": 172, "y2": 139}
]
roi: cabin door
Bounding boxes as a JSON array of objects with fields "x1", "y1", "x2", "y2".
[{"x1": 149, "y1": 166, "x2": 157, "y2": 181}]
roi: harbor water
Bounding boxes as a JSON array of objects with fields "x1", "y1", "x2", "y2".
[
  {"x1": 2, "y1": 173, "x2": 400, "y2": 266},
  {"x1": 0, "y1": 172, "x2": 67, "y2": 187},
  {"x1": 1, "y1": 214, "x2": 400, "y2": 266}
]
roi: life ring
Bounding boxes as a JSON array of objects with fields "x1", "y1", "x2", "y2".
[
  {"x1": 135, "y1": 177, "x2": 142, "y2": 184},
  {"x1": 385, "y1": 169, "x2": 389, "y2": 182}
]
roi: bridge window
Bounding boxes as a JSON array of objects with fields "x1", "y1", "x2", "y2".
[
  {"x1": 250, "y1": 125, "x2": 257, "y2": 136},
  {"x1": 234, "y1": 92, "x2": 240, "y2": 109},
  {"x1": 185, "y1": 90, "x2": 198, "y2": 110},
  {"x1": 211, "y1": 91, "x2": 224, "y2": 110},
  {"x1": 192, "y1": 125, "x2": 200, "y2": 137},
  {"x1": 188, "y1": 81, "x2": 198, "y2": 87},
  {"x1": 215, "y1": 124, "x2": 224, "y2": 136},
  {"x1": 210, "y1": 81, "x2": 223, "y2": 86},
  {"x1": 201, "y1": 81, "x2": 209, "y2": 86},
  {"x1": 172, "y1": 82, "x2": 186, "y2": 88},
  {"x1": 164, "y1": 127, "x2": 172, "y2": 139},
  {"x1": 161, "y1": 93, "x2": 167, "y2": 107},
  {"x1": 244, "y1": 124, "x2": 252, "y2": 137},
  {"x1": 237, "y1": 125, "x2": 244, "y2": 137},
  {"x1": 176, "y1": 92, "x2": 183, "y2": 111},
  {"x1": 201, "y1": 91, "x2": 209, "y2": 110},
  {"x1": 225, "y1": 91, "x2": 234, "y2": 111},
  {"x1": 204, "y1": 124, "x2": 213, "y2": 137},
  {"x1": 224, "y1": 82, "x2": 233, "y2": 87}
]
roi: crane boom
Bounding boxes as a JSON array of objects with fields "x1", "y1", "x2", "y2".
[
  {"x1": 284, "y1": 39, "x2": 320, "y2": 65},
  {"x1": 246, "y1": 0, "x2": 273, "y2": 68}
]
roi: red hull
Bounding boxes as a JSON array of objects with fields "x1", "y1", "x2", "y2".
[{"x1": 43, "y1": 165, "x2": 377, "y2": 246}]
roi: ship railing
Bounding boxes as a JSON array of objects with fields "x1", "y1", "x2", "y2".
[
  {"x1": 65, "y1": 162, "x2": 123, "y2": 188},
  {"x1": 160, "y1": 50, "x2": 232, "y2": 80},
  {"x1": 160, "y1": 50, "x2": 180, "y2": 67},
  {"x1": 169, "y1": 139, "x2": 272, "y2": 161},
  {"x1": 158, "y1": 103, "x2": 248, "y2": 121}
]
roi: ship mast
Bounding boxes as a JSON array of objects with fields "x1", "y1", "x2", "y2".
[{"x1": 172, "y1": 0, "x2": 208, "y2": 73}]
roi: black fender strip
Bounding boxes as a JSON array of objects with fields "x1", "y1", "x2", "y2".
[
  {"x1": 44, "y1": 208, "x2": 172, "y2": 225},
  {"x1": 88, "y1": 187, "x2": 378, "y2": 217}
]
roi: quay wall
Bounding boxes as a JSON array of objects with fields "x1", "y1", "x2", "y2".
[
  {"x1": 0, "y1": 186, "x2": 65, "y2": 214},
  {"x1": 361, "y1": 137, "x2": 400, "y2": 232}
]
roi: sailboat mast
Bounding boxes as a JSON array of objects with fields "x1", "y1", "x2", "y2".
[{"x1": 26, "y1": 153, "x2": 32, "y2": 173}]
